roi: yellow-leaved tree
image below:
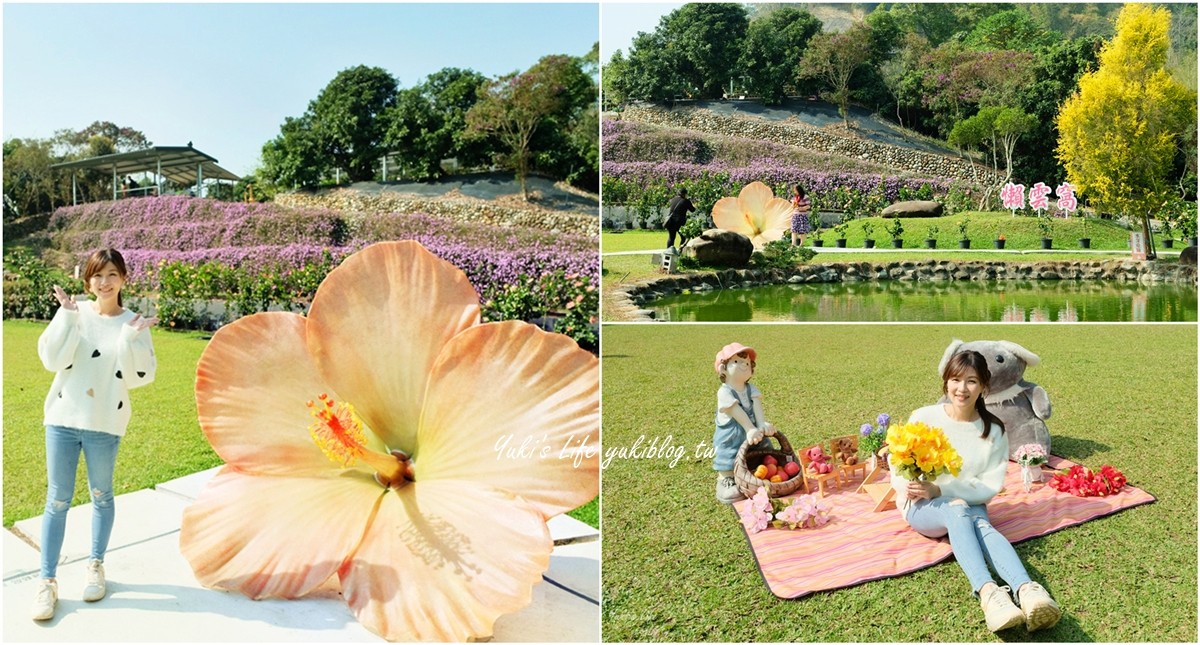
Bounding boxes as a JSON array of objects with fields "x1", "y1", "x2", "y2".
[{"x1": 1056, "y1": 4, "x2": 1195, "y2": 258}]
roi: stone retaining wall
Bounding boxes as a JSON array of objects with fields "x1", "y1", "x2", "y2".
[
  {"x1": 609, "y1": 259, "x2": 1198, "y2": 321},
  {"x1": 277, "y1": 190, "x2": 598, "y2": 237},
  {"x1": 621, "y1": 104, "x2": 1002, "y2": 186}
]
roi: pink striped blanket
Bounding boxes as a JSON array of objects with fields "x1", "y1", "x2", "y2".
[{"x1": 734, "y1": 455, "x2": 1155, "y2": 599}]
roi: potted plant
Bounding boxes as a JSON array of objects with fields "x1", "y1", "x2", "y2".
[
  {"x1": 1078, "y1": 214, "x2": 1092, "y2": 249},
  {"x1": 859, "y1": 414, "x2": 890, "y2": 471},
  {"x1": 861, "y1": 221, "x2": 876, "y2": 248},
  {"x1": 1182, "y1": 209, "x2": 1199, "y2": 247},
  {"x1": 1037, "y1": 215, "x2": 1053, "y2": 249},
  {"x1": 957, "y1": 218, "x2": 971, "y2": 249},
  {"x1": 994, "y1": 233, "x2": 1006, "y2": 249},
  {"x1": 812, "y1": 226, "x2": 825, "y2": 247},
  {"x1": 834, "y1": 222, "x2": 849, "y2": 248},
  {"x1": 924, "y1": 224, "x2": 939, "y2": 249},
  {"x1": 887, "y1": 218, "x2": 904, "y2": 248}
]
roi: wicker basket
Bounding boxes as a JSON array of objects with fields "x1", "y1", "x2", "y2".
[{"x1": 733, "y1": 430, "x2": 804, "y2": 499}]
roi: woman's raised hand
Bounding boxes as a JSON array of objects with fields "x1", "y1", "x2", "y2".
[
  {"x1": 52, "y1": 285, "x2": 78, "y2": 311},
  {"x1": 126, "y1": 314, "x2": 159, "y2": 333}
]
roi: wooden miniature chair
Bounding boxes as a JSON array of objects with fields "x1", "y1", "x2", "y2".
[
  {"x1": 856, "y1": 445, "x2": 896, "y2": 512},
  {"x1": 797, "y1": 443, "x2": 840, "y2": 497},
  {"x1": 829, "y1": 434, "x2": 868, "y2": 485}
]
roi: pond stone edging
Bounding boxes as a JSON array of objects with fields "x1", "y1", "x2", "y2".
[{"x1": 610, "y1": 259, "x2": 1198, "y2": 321}]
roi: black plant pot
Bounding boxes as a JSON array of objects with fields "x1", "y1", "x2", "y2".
[
  {"x1": 959, "y1": 239, "x2": 971, "y2": 249},
  {"x1": 892, "y1": 239, "x2": 904, "y2": 248},
  {"x1": 813, "y1": 240, "x2": 824, "y2": 247},
  {"x1": 994, "y1": 239, "x2": 1006, "y2": 249},
  {"x1": 1190, "y1": 236, "x2": 1198, "y2": 247},
  {"x1": 1162, "y1": 239, "x2": 1174, "y2": 249},
  {"x1": 864, "y1": 239, "x2": 876, "y2": 249},
  {"x1": 924, "y1": 239, "x2": 936, "y2": 249},
  {"x1": 835, "y1": 239, "x2": 847, "y2": 248},
  {"x1": 1040, "y1": 238, "x2": 1052, "y2": 250},
  {"x1": 1079, "y1": 238, "x2": 1092, "y2": 249}
]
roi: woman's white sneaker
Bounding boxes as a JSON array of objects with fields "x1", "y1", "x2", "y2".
[
  {"x1": 1018, "y1": 582, "x2": 1062, "y2": 631},
  {"x1": 31, "y1": 579, "x2": 57, "y2": 621},
  {"x1": 82, "y1": 559, "x2": 106, "y2": 602},
  {"x1": 980, "y1": 585, "x2": 1024, "y2": 632}
]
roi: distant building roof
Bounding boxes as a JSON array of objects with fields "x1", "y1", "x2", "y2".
[{"x1": 51, "y1": 145, "x2": 241, "y2": 184}]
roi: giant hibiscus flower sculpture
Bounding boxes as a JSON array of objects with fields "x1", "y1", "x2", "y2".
[
  {"x1": 179, "y1": 241, "x2": 599, "y2": 641},
  {"x1": 710, "y1": 181, "x2": 793, "y2": 249}
]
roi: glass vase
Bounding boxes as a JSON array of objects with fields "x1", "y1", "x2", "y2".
[{"x1": 1021, "y1": 464, "x2": 1043, "y2": 492}]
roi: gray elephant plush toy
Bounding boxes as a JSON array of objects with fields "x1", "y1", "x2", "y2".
[{"x1": 938, "y1": 339, "x2": 1052, "y2": 460}]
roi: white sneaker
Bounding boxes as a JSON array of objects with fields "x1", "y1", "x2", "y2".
[
  {"x1": 82, "y1": 559, "x2": 106, "y2": 602},
  {"x1": 980, "y1": 584, "x2": 1024, "y2": 632},
  {"x1": 1018, "y1": 581, "x2": 1062, "y2": 631},
  {"x1": 31, "y1": 579, "x2": 57, "y2": 621}
]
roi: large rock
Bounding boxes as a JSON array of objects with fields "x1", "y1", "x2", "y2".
[
  {"x1": 1180, "y1": 246, "x2": 1197, "y2": 266},
  {"x1": 881, "y1": 200, "x2": 944, "y2": 218},
  {"x1": 684, "y1": 229, "x2": 753, "y2": 268}
]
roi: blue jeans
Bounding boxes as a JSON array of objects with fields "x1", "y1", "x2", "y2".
[
  {"x1": 907, "y1": 496, "x2": 1032, "y2": 599},
  {"x1": 41, "y1": 425, "x2": 121, "y2": 579}
]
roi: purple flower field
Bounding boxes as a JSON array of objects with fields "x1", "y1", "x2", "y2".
[{"x1": 49, "y1": 197, "x2": 598, "y2": 302}]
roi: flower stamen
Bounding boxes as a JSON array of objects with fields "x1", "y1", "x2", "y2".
[{"x1": 307, "y1": 393, "x2": 411, "y2": 488}]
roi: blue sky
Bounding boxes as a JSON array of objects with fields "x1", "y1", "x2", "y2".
[
  {"x1": 600, "y1": 2, "x2": 682, "y2": 62},
  {"x1": 3, "y1": 3, "x2": 599, "y2": 177}
]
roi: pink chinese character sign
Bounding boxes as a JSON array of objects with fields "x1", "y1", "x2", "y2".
[
  {"x1": 1001, "y1": 183, "x2": 1026, "y2": 216},
  {"x1": 1029, "y1": 182, "x2": 1051, "y2": 214},
  {"x1": 1055, "y1": 183, "x2": 1078, "y2": 214}
]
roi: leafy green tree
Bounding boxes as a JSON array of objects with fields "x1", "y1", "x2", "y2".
[
  {"x1": 1010, "y1": 35, "x2": 1103, "y2": 185},
  {"x1": 919, "y1": 44, "x2": 1034, "y2": 136},
  {"x1": 662, "y1": 3, "x2": 749, "y2": 99},
  {"x1": 1056, "y1": 4, "x2": 1195, "y2": 258},
  {"x1": 54, "y1": 121, "x2": 152, "y2": 155},
  {"x1": 466, "y1": 57, "x2": 568, "y2": 201},
  {"x1": 3, "y1": 138, "x2": 60, "y2": 219},
  {"x1": 309, "y1": 65, "x2": 398, "y2": 182},
  {"x1": 385, "y1": 67, "x2": 488, "y2": 180},
  {"x1": 877, "y1": 32, "x2": 931, "y2": 129},
  {"x1": 880, "y1": 3, "x2": 1012, "y2": 48},
  {"x1": 739, "y1": 6, "x2": 822, "y2": 105},
  {"x1": 527, "y1": 52, "x2": 600, "y2": 192},
  {"x1": 799, "y1": 21, "x2": 875, "y2": 127},
  {"x1": 260, "y1": 115, "x2": 326, "y2": 189},
  {"x1": 963, "y1": 9, "x2": 1059, "y2": 52}
]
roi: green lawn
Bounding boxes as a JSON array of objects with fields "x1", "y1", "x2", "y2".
[
  {"x1": 3, "y1": 320, "x2": 597, "y2": 529},
  {"x1": 600, "y1": 324, "x2": 1196, "y2": 642}
]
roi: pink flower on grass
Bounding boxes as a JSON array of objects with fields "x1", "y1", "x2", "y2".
[
  {"x1": 179, "y1": 241, "x2": 599, "y2": 641},
  {"x1": 711, "y1": 181, "x2": 793, "y2": 249}
]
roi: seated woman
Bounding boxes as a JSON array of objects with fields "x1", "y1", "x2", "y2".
[{"x1": 890, "y1": 349, "x2": 1062, "y2": 633}]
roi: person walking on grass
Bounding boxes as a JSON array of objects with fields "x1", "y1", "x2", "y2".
[
  {"x1": 891, "y1": 349, "x2": 1062, "y2": 633},
  {"x1": 664, "y1": 187, "x2": 696, "y2": 253},
  {"x1": 790, "y1": 185, "x2": 811, "y2": 246},
  {"x1": 32, "y1": 248, "x2": 157, "y2": 621}
]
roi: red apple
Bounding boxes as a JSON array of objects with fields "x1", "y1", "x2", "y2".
[
  {"x1": 763, "y1": 455, "x2": 778, "y2": 466},
  {"x1": 765, "y1": 464, "x2": 778, "y2": 478},
  {"x1": 784, "y1": 462, "x2": 801, "y2": 477}
]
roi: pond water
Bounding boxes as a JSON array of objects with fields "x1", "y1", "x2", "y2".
[{"x1": 648, "y1": 280, "x2": 1198, "y2": 322}]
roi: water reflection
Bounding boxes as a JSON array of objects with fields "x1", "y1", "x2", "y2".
[{"x1": 651, "y1": 280, "x2": 1197, "y2": 322}]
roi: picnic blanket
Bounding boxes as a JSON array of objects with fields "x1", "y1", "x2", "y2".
[{"x1": 733, "y1": 455, "x2": 1155, "y2": 599}]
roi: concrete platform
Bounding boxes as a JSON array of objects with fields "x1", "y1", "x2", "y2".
[{"x1": 4, "y1": 469, "x2": 599, "y2": 642}]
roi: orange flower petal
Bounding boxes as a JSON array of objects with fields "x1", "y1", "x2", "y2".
[
  {"x1": 711, "y1": 195, "x2": 752, "y2": 237},
  {"x1": 415, "y1": 321, "x2": 599, "y2": 518},
  {"x1": 737, "y1": 180, "x2": 776, "y2": 219},
  {"x1": 195, "y1": 312, "x2": 346, "y2": 476},
  {"x1": 757, "y1": 196, "x2": 795, "y2": 246},
  {"x1": 307, "y1": 241, "x2": 481, "y2": 455},
  {"x1": 179, "y1": 466, "x2": 381, "y2": 599},
  {"x1": 339, "y1": 480, "x2": 552, "y2": 641}
]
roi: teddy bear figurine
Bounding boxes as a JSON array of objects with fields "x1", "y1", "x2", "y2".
[
  {"x1": 832, "y1": 437, "x2": 858, "y2": 466},
  {"x1": 804, "y1": 446, "x2": 834, "y2": 474},
  {"x1": 938, "y1": 339, "x2": 1052, "y2": 460}
]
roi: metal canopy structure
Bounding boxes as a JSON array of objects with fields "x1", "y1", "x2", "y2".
[{"x1": 51, "y1": 145, "x2": 242, "y2": 204}]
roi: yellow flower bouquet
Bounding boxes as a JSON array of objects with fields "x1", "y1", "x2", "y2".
[{"x1": 885, "y1": 421, "x2": 963, "y2": 481}]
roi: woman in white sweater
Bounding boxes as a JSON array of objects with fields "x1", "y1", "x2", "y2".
[
  {"x1": 32, "y1": 249, "x2": 157, "y2": 621},
  {"x1": 891, "y1": 349, "x2": 1061, "y2": 633}
]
